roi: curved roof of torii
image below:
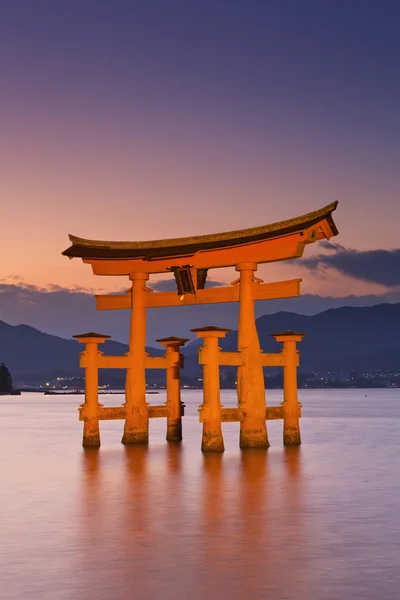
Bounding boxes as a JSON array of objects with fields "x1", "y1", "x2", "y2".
[{"x1": 63, "y1": 201, "x2": 338, "y2": 262}]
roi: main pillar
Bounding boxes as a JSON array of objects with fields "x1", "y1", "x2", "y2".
[
  {"x1": 192, "y1": 326, "x2": 229, "y2": 453},
  {"x1": 235, "y1": 262, "x2": 269, "y2": 449},
  {"x1": 73, "y1": 333, "x2": 110, "y2": 448},
  {"x1": 156, "y1": 336, "x2": 189, "y2": 442},
  {"x1": 272, "y1": 331, "x2": 305, "y2": 445},
  {"x1": 122, "y1": 273, "x2": 149, "y2": 445}
]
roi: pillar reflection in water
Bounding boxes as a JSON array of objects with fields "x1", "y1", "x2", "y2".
[
  {"x1": 74, "y1": 444, "x2": 312, "y2": 600},
  {"x1": 123, "y1": 445, "x2": 149, "y2": 533},
  {"x1": 81, "y1": 448, "x2": 103, "y2": 519},
  {"x1": 74, "y1": 448, "x2": 112, "y2": 599},
  {"x1": 269, "y1": 447, "x2": 309, "y2": 597},
  {"x1": 202, "y1": 453, "x2": 224, "y2": 527},
  {"x1": 166, "y1": 442, "x2": 183, "y2": 478},
  {"x1": 283, "y1": 445, "x2": 302, "y2": 480},
  {"x1": 197, "y1": 453, "x2": 228, "y2": 595},
  {"x1": 239, "y1": 447, "x2": 270, "y2": 581}
]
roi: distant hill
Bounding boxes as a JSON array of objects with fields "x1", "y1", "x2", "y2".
[
  {"x1": 1, "y1": 303, "x2": 400, "y2": 385},
  {"x1": 183, "y1": 303, "x2": 400, "y2": 375},
  {"x1": 0, "y1": 321, "x2": 163, "y2": 383}
]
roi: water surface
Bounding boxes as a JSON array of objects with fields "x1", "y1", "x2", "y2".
[{"x1": 1, "y1": 389, "x2": 399, "y2": 599}]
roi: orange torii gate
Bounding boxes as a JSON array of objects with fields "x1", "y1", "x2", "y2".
[{"x1": 63, "y1": 201, "x2": 338, "y2": 450}]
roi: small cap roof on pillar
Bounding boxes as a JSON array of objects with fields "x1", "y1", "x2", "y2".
[
  {"x1": 191, "y1": 325, "x2": 231, "y2": 338},
  {"x1": 73, "y1": 332, "x2": 111, "y2": 342},
  {"x1": 156, "y1": 336, "x2": 190, "y2": 345},
  {"x1": 191, "y1": 325, "x2": 231, "y2": 333},
  {"x1": 270, "y1": 330, "x2": 306, "y2": 341}
]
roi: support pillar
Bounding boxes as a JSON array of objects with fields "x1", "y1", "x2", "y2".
[
  {"x1": 156, "y1": 336, "x2": 189, "y2": 442},
  {"x1": 235, "y1": 262, "x2": 269, "y2": 449},
  {"x1": 192, "y1": 326, "x2": 229, "y2": 453},
  {"x1": 122, "y1": 273, "x2": 149, "y2": 445},
  {"x1": 271, "y1": 331, "x2": 305, "y2": 445},
  {"x1": 73, "y1": 333, "x2": 110, "y2": 448}
]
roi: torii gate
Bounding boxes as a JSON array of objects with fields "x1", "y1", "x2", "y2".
[{"x1": 63, "y1": 201, "x2": 338, "y2": 449}]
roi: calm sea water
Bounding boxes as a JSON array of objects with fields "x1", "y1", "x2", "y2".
[{"x1": 1, "y1": 389, "x2": 400, "y2": 600}]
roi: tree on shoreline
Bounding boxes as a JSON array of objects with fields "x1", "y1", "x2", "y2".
[{"x1": 0, "y1": 363, "x2": 13, "y2": 394}]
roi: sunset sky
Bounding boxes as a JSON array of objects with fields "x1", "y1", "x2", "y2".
[{"x1": 1, "y1": 0, "x2": 400, "y2": 340}]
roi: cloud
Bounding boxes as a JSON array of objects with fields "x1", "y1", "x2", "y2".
[
  {"x1": 0, "y1": 275, "x2": 23, "y2": 283},
  {"x1": 299, "y1": 244, "x2": 400, "y2": 287},
  {"x1": 1, "y1": 281, "x2": 400, "y2": 345},
  {"x1": 0, "y1": 280, "x2": 230, "y2": 344},
  {"x1": 0, "y1": 282, "x2": 130, "y2": 343}
]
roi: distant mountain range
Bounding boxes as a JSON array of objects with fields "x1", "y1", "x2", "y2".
[
  {"x1": 1, "y1": 303, "x2": 400, "y2": 384},
  {"x1": 0, "y1": 321, "x2": 163, "y2": 384},
  {"x1": 182, "y1": 303, "x2": 400, "y2": 376}
]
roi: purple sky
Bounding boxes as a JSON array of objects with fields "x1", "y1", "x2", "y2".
[{"x1": 0, "y1": 0, "x2": 399, "y2": 340}]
